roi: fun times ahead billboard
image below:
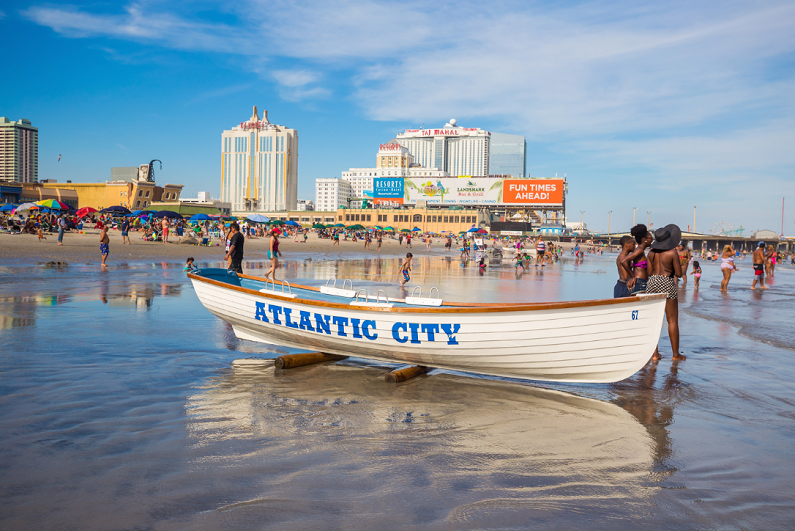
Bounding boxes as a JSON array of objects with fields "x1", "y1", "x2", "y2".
[{"x1": 399, "y1": 178, "x2": 564, "y2": 206}]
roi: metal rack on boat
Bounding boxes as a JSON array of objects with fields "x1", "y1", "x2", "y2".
[
  {"x1": 259, "y1": 278, "x2": 296, "y2": 298},
  {"x1": 406, "y1": 286, "x2": 443, "y2": 306},
  {"x1": 321, "y1": 277, "x2": 357, "y2": 298}
]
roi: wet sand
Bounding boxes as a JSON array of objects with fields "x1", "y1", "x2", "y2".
[
  {"x1": 0, "y1": 231, "x2": 578, "y2": 264},
  {"x1": 2, "y1": 251, "x2": 792, "y2": 529}
]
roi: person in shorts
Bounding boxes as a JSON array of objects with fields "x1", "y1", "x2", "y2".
[
  {"x1": 752, "y1": 242, "x2": 768, "y2": 290},
  {"x1": 399, "y1": 253, "x2": 413, "y2": 286},
  {"x1": 99, "y1": 224, "x2": 110, "y2": 269},
  {"x1": 225, "y1": 222, "x2": 245, "y2": 274},
  {"x1": 121, "y1": 217, "x2": 131, "y2": 245},
  {"x1": 535, "y1": 236, "x2": 546, "y2": 267}
]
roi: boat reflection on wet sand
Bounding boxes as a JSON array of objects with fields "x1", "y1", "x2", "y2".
[{"x1": 182, "y1": 361, "x2": 656, "y2": 528}]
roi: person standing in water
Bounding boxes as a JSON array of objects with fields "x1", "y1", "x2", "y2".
[
  {"x1": 691, "y1": 261, "x2": 702, "y2": 289},
  {"x1": 720, "y1": 244, "x2": 738, "y2": 292},
  {"x1": 99, "y1": 224, "x2": 110, "y2": 269},
  {"x1": 622, "y1": 224, "x2": 653, "y2": 295},
  {"x1": 647, "y1": 224, "x2": 685, "y2": 361},
  {"x1": 535, "y1": 236, "x2": 546, "y2": 267},
  {"x1": 263, "y1": 229, "x2": 280, "y2": 281},
  {"x1": 677, "y1": 243, "x2": 691, "y2": 285},
  {"x1": 752, "y1": 242, "x2": 769, "y2": 289},
  {"x1": 399, "y1": 253, "x2": 413, "y2": 286},
  {"x1": 614, "y1": 235, "x2": 635, "y2": 298}
]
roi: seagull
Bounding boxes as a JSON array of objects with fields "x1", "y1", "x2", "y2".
[{"x1": 58, "y1": 154, "x2": 61, "y2": 161}]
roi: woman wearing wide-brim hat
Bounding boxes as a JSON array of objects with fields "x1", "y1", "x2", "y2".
[{"x1": 647, "y1": 224, "x2": 686, "y2": 361}]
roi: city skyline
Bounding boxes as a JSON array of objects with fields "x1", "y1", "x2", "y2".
[{"x1": 1, "y1": 0, "x2": 793, "y2": 234}]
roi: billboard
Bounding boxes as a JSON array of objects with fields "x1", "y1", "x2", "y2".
[
  {"x1": 401, "y1": 178, "x2": 564, "y2": 206},
  {"x1": 373, "y1": 178, "x2": 404, "y2": 205}
]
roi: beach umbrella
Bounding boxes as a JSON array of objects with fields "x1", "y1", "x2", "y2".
[
  {"x1": 312, "y1": 223, "x2": 325, "y2": 229},
  {"x1": 383, "y1": 226, "x2": 394, "y2": 231},
  {"x1": 190, "y1": 213, "x2": 212, "y2": 222},
  {"x1": 13, "y1": 202, "x2": 40, "y2": 213},
  {"x1": 269, "y1": 219, "x2": 285, "y2": 226},
  {"x1": 333, "y1": 223, "x2": 345, "y2": 227},
  {"x1": 476, "y1": 229, "x2": 488, "y2": 234},
  {"x1": 152, "y1": 210, "x2": 183, "y2": 219},
  {"x1": 373, "y1": 226, "x2": 382, "y2": 230},
  {"x1": 412, "y1": 227, "x2": 421, "y2": 231},
  {"x1": 285, "y1": 220, "x2": 301, "y2": 227},
  {"x1": 0, "y1": 204, "x2": 17, "y2": 212},
  {"x1": 347, "y1": 224, "x2": 365, "y2": 230},
  {"x1": 100, "y1": 205, "x2": 131, "y2": 215},
  {"x1": 36, "y1": 199, "x2": 71, "y2": 210},
  {"x1": 400, "y1": 228, "x2": 411, "y2": 233},
  {"x1": 247, "y1": 214, "x2": 270, "y2": 223},
  {"x1": 467, "y1": 227, "x2": 479, "y2": 232},
  {"x1": 75, "y1": 206, "x2": 98, "y2": 218}
]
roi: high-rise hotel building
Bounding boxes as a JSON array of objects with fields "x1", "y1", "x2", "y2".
[
  {"x1": 396, "y1": 119, "x2": 489, "y2": 177},
  {"x1": 0, "y1": 117, "x2": 38, "y2": 183},
  {"x1": 221, "y1": 106, "x2": 298, "y2": 212}
]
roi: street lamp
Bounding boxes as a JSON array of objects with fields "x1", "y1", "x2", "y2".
[
  {"x1": 580, "y1": 210, "x2": 585, "y2": 235},
  {"x1": 647, "y1": 211, "x2": 651, "y2": 228},
  {"x1": 633, "y1": 207, "x2": 637, "y2": 225},
  {"x1": 694, "y1": 206, "x2": 697, "y2": 234},
  {"x1": 608, "y1": 210, "x2": 612, "y2": 244}
]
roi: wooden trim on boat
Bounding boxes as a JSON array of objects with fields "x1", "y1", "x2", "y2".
[{"x1": 188, "y1": 272, "x2": 667, "y2": 314}]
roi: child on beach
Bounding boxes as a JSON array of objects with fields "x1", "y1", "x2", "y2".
[
  {"x1": 691, "y1": 260, "x2": 702, "y2": 289},
  {"x1": 399, "y1": 253, "x2": 413, "y2": 286},
  {"x1": 184, "y1": 257, "x2": 198, "y2": 272},
  {"x1": 37, "y1": 227, "x2": 45, "y2": 241}
]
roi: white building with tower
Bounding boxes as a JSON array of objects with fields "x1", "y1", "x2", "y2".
[
  {"x1": 396, "y1": 119, "x2": 490, "y2": 177},
  {"x1": 220, "y1": 106, "x2": 298, "y2": 212}
]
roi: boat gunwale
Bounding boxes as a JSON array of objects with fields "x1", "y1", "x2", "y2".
[{"x1": 188, "y1": 271, "x2": 667, "y2": 314}]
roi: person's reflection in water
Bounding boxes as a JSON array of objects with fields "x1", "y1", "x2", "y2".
[
  {"x1": 612, "y1": 361, "x2": 680, "y2": 476},
  {"x1": 100, "y1": 275, "x2": 109, "y2": 304}
]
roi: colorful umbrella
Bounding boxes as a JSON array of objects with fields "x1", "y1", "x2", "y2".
[
  {"x1": 36, "y1": 199, "x2": 70, "y2": 210},
  {"x1": 14, "y1": 202, "x2": 41, "y2": 213},
  {"x1": 75, "y1": 207, "x2": 99, "y2": 218},
  {"x1": 383, "y1": 226, "x2": 394, "y2": 231}
]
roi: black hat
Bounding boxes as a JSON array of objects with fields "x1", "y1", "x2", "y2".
[{"x1": 651, "y1": 224, "x2": 682, "y2": 251}]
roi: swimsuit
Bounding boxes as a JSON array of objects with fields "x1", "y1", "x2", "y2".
[
  {"x1": 647, "y1": 275, "x2": 678, "y2": 300},
  {"x1": 100, "y1": 242, "x2": 109, "y2": 255},
  {"x1": 720, "y1": 256, "x2": 735, "y2": 270},
  {"x1": 753, "y1": 263, "x2": 764, "y2": 276},
  {"x1": 679, "y1": 255, "x2": 689, "y2": 266},
  {"x1": 402, "y1": 270, "x2": 410, "y2": 282},
  {"x1": 634, "y1": 260, "x2": 648, "y2": 269},
  {"x1": 694, "y1": 268, "x2": 702, "y2": 278}
]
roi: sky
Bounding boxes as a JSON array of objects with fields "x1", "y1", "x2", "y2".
[{"x1": 2, "y1": 0, "x2": 794, "y2": 234}]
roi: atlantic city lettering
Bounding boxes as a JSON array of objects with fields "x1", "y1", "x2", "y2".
[{"x1": 254, "y1": 302, "x2": 460, "y2": 345}]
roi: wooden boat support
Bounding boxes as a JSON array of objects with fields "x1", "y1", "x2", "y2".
[
  {"x1": 274, "y1": 352, "x2": 348, "y2": 370},
  {"x1": 385, "y1": 365, "x2": 433, "y2": 383}
]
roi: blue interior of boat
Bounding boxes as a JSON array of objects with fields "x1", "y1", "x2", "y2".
[{"x1": 195, "y1": 268, "x2": 433, "y2": 307}]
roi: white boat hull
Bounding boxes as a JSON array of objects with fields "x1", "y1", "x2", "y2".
[{"x1": 189, "y1": 270, "x2": 666, "y2": 383}]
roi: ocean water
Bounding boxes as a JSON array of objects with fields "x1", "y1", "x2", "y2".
[{"x1": 0, "y1": 252, "x2": 793, "y2": 530}]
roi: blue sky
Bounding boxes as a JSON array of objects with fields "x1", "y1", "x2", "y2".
[{"x1": 2, "y1": 0, "x2": 794, "y2": 234}]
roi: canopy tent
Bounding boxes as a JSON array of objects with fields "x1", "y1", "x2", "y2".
[{"x1": 247, "y1": 214, "x2": 270, "y2": 223}]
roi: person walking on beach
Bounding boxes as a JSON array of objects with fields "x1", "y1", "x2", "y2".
[
  {"x1": 225, "y1": 222, "x2": 244, "y2": 274},
  {"x1": 399, "y1": 233, "x2": 404, "y2": 246},
  {"x1": 535, "y1": 236, "x2": 546, "y2": 267},
  {"x1": 99, "y1": 224, "x2": 110, "y2": 269},
  {"x1": 720, "y1": 245, "x2": 738, "y2": 291},
  {"x1": 767, "y1": 245, "x2": 777, "y2": 277},
  {"x1": 377, "y1": 232, "x2": 382, "y2": 252},
  {"x1": 647, "y1": 224, "x2": 685, "y2": 361},
  {"x1": 406, "y1": 234, "x2": 412, "y2": 248},
  {"x1": 752, "y1": 242, "x2": 769, "y2": 289},
  {"x1": 332, "y1": 230, "x2": 340, "y2": 247},
  {"x1": 263, "y1": 229, "x2": 280, "y2": 281},
  {"x1": 614, "y1": 236, "x2": 635, "y2": 298},
  {"x1": 121, "y1": 217, "x2": 131, "y2": 245},
  {"x1": 426, "y1": 237, "x2": 432, "y2": 252},
  {"x1": 57, "y1": 215, "x2": 66, "y2": 246},
  {"x1": 399, "y1": 253, "x2": 413, "y2": 286}
]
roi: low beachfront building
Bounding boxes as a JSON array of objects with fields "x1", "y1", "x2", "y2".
[
  {"x1": 335, "y1": 206, "x2": 486, "y2": 233},
  {"x1": 40, "y1": 166, "x2": 183, "y2": 210}
]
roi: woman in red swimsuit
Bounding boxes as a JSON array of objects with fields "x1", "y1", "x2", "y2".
[{"x1": 264, "y1": 230, "x2": 281, "y2": 281}]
